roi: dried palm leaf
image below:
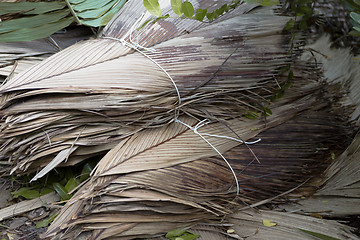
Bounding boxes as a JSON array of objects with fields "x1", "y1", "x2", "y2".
[
  {"x1": 43, "y1": 78, "x2": 354, "y2": 239},
  {"x1": 275, "y1": 36, "x2": 360, "y2": 217},
  {"x1": 282, "y1": 131, "x2": 360, "y2": 217},
  {"x1": 0, "y1": 26, "x2": 94, "y2": 81},
  {"x1": 0, "y1": 1, "x2": 295, "y2": 178},
  {"x1": 226, "y1": 209, "x2": 357, "y2": 240},
  {"x1": 147, "y1": 209, "x2": 358, "y2": 240}
]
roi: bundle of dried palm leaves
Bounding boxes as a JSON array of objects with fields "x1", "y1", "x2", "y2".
[
  {"x1": 0, "y1": 1, "x2": 295, "y2": 178},
  {"x1": 1, "y1": 0, "x2": 359, "y2": 239}
]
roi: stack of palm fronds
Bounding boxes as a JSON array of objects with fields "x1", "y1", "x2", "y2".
[
  {"x1": 0, "y1": 0, "x2": 359, "y2": 239},
  {"x1": 0, "y1": 0, "x2": 295, "y2": 178}
]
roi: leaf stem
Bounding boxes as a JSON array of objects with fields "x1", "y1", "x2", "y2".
[{"x1": 64, "y1": 0, "x2": 81, "y2": 24}]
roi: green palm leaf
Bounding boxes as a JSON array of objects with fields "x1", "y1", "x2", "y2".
[{"x1": 0, "y1": 0, "x2": 126, "y2": 43}]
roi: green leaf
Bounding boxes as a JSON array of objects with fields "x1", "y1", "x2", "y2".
[
  {"x1": 299, "y1": 229, "x2": 341, "y2": 240},
  {"x1": 76, "y1": 1, "x2": 118, "y2": 18},
  {"x1": 0, "y1": 17, "x2": 73, "y2": 43},
  {"x1": 354, "y1": 26, "x2": 360, "y2": 32},
  {"x1": 40, "y1": 188, "x2": 54, "y2": 196},
  {"x1": 259, "y1": 0, "x2": 280, "y2": 6},
  {"x1": 36, "y1": 212, "x2": 59, "y2": 228},
  {"x1": 166, "y1": 229, "x2": 187, "y2": 238},
  {"x1": 53, "y1": 183, "x2": 71, "y2": 201},
  {"x1": 195, "y1": 9, "x2": 207, "y2": 21},
  {"x1": 230, "y1": 0, "x2": 241, "y2": 9},
  {"x1": 11, "y1": 187, "x2": 40, "y2": 200},
  {"x1": 78, "y1": 2, "x2": 125, "y2": 27},
  {"x1": 215, "y1": 4, "x2": 228, "y2": 16},
  {"x1": 298, "y1": 5, "x2": 312, "y2": 16},
  {"x1": 350, "y1": 29, "x2": 360, "y2": 36},
  {"x1": 182, "y1": 1, "x2": 194, "y2": 18},
  {"x1": 206, "y1": 11, "x2": 215, "y2": 21},
  {"x1": 165, "y1": 229, "x2": 200, "y2": 240},
  {"x1": 171, "y1": 0, "x2": 183, "y2": 16},
  {"x1": 69, "y1": 0, "x2": 86, "y2": 4},
  {"x1": 245, "y1": 0, "x2": 279, "y2": 6},
  {"x1": 143, "y1": 0, "x2": 161, "y2": 17},
  {"x1": 174, "y1": 233, "x2": 200, "y2": 240},
  {"x1": 351, "y1": 12, "x2": 360, "y2": 24},
  {"x1": 70, "y1": 0, "x2": 114, "y2": 12},
  {"x1": 287, "y1": 70, "x2": 294, "y2": 81},
  {"x1": 80, "y1": 163, "x2": 93, "y2": 182},
  {"x1": 64, "y1": 178, "x2": 80, "y2": 193},
  {"x1": 0, "y1": 2, "x2": 66, "y2": 15},
  {"x1": 284, "y1": 19, "x2": 295, "y2": 31},
  {"x1": 265, "y1": 107, "x2": 272, "y2": 115},
  {"x1": 0, "y1": 10, "x2": 71, "y2": 34},
  {"x1": 271, "y1": 90, "x2": 285, "y2": 102},
  {"x1": 244, "y1": 112, "x2": 258, "y2": 119}
]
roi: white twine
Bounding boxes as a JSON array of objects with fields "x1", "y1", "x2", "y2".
[
  {"x1": 104, "y1": 12, "x2": 181, "y2": 106},
  {"x1": 175, "y1": 119, "x2": 260, "y2": 195},
  {"x1": 104, "y1": 13, "x2": 261, "y2": 195},
  {"x1": 103, "y1": 36, "x2": 181, "y2": 106}
]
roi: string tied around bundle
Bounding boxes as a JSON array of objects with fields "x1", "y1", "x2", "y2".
[
  {"x1": 103, "y1": 12, "x2": 261, "y2": 195},
  {"x1": 175, "y1": 119, "x2": 261, "y2": 195}
]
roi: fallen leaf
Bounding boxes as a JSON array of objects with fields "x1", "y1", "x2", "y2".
[{"x1": 263, "y1": 219, "x2": 277, "y2": 227}]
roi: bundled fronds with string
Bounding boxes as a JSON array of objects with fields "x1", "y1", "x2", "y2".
[
  {"x1": 43, "y1": 91, "x2": 353, "y2": 239},
  {"x1": 1, "y1": 0, "x2": 358, "y2": 239},
  {"x1": 1, "y1": 0, "x2": 296, "y2": 178}
]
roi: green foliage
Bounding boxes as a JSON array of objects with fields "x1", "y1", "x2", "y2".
[
  {"x1": 11, "y1": 159, "x2": 96, "y2": 201},
  {"x1": 345, "y1": 0, "x2": 360, "y2": 34},
  {"x1": 194, "y1": 9, "x2": 207, "y2": 21},
  {"x1": 0, "y1": 0, "x2": 126, "y2": 42},
  {"x1": 171, "y1": 0, "x2": 183, "y2": 16},
  {"x1": 285, "y1": 0, "x2": 315, "y2": 33},
  {"x1": 299, "y1": 229, "x2": 341, "y2": 240},
  {"x1": 53, "y1": 182, "x2": 71, "y2": 201},
  {"x1": 165, "y1": 229, "x2": 200, "y2": 240},
  {"x1": 246, "y1": 0, "x2": 280, "y2": 6},
  {"x1": 182, "y1": 1, "x2": 194, "y2": 18},
  {"x1": 244, "y1": 111, "x2": 259, "y2": 119},
  {"x1": 284, "y1": 18, "x2": 295, "y2": 31},
  {"x1": 0, "y1": 2, "x2": 66, "y2": 15},
  {"x1": 12, "y1": 187, "x2": 42, "y2": 200},
  {"x1": 271, "y1": 69, "x2": 293, "y2": 102},
  {"x1": 0, "y1": 2, "x2": 73, "y2": 43},
  {"x1": 143, "y1": 0, "x2": 246, "y2": 26},
  {"x1": 36, "y1": 212, "x2": 59, "y2": 228},
  {"x1": 11, "y1": 184, "x2": 54, "y2": 200},
  {"x1": 142, "y1": 0, "x2": 280, "y2": 30},
  {"x1": 143, "y1": 0, "x2": 162, "y2": 17}
]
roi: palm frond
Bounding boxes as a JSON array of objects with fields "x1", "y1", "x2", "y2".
[
  {"x1": 0, "y1": 0, "x2": 126, "y2": 43},
  {"x1": 279, "y1": 35, "x2": 360, "y2": 217},
  {"x1": 0, "y1": 26, "x2": 94, "y2": 81},
  {"x1": 43, "y1": 82, "x2": 353, "y2": 238}
]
